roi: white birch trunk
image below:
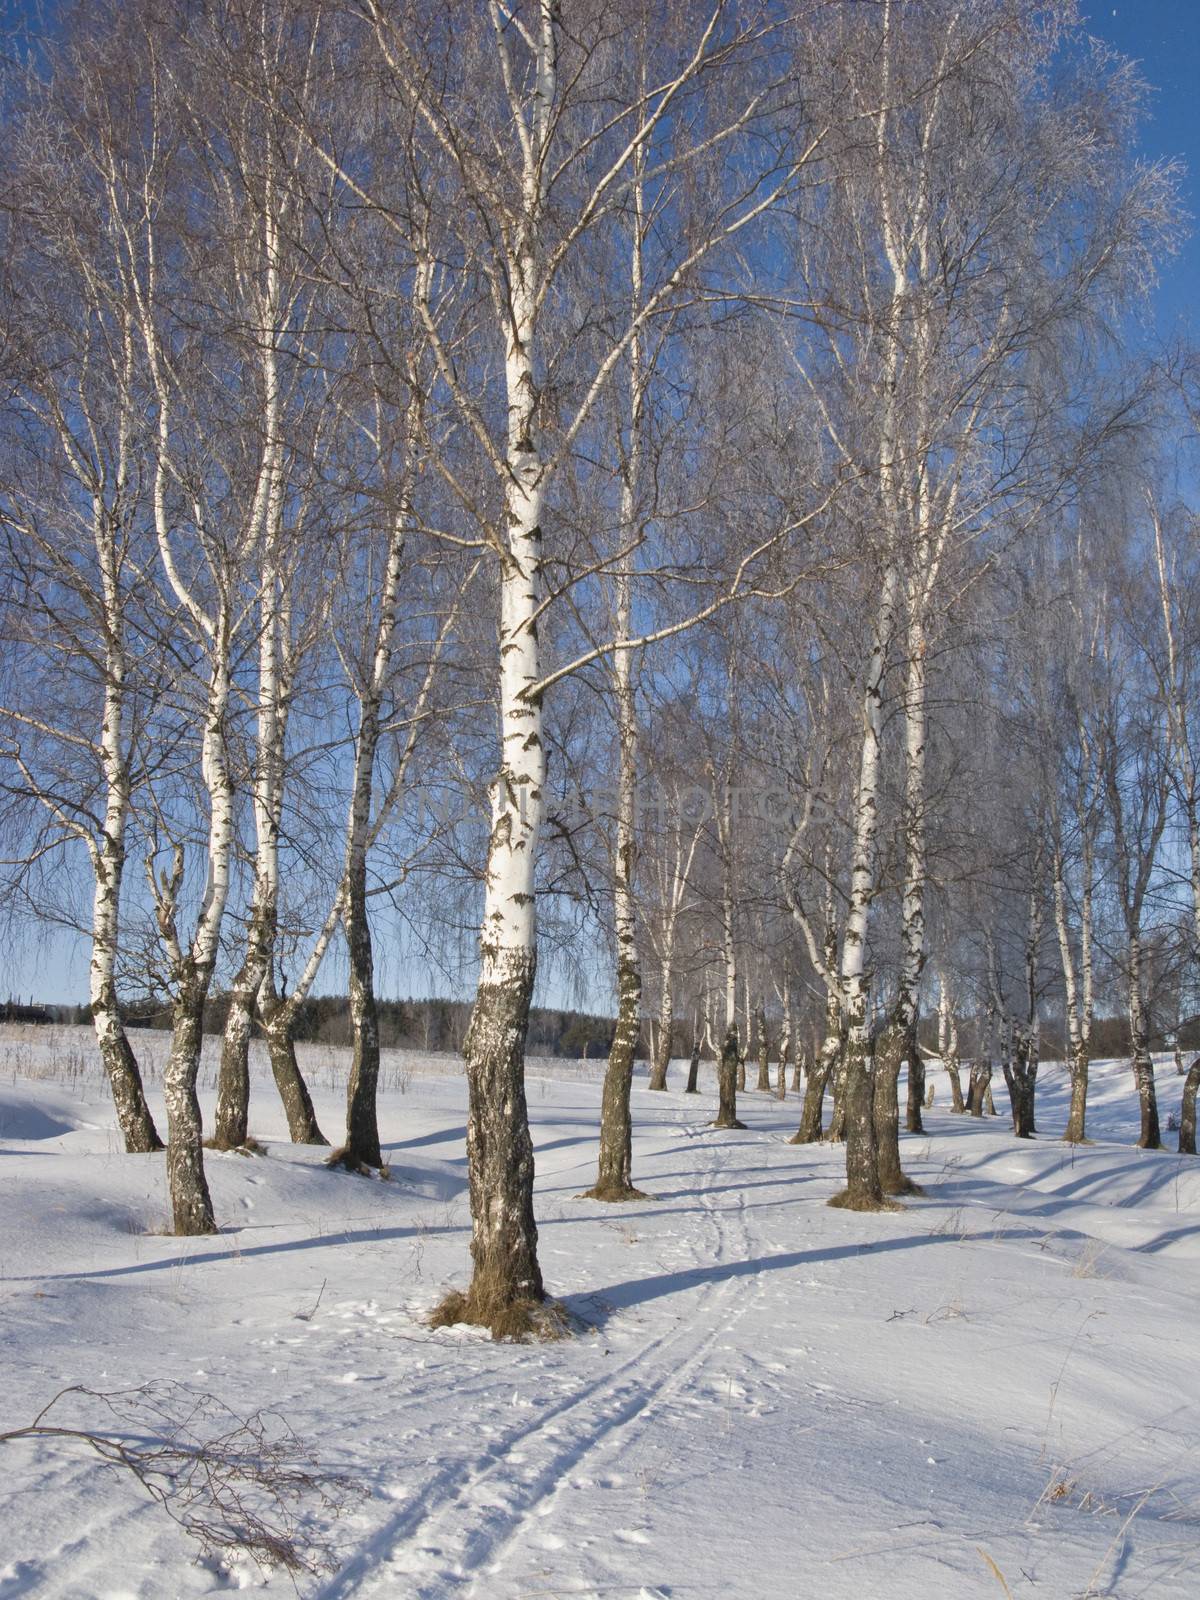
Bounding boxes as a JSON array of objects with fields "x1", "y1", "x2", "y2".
[
  {"x1": 455, "y1": 3, "x2": 557, "y2": 1318},
  {"x1": 1052, "y1": 815, "x2": 1092, "y2": 1143},
  {"x1": 162, "y1": 624, "x2": 235, "y2": 1236},
  {"x1": 711, "y1": 769, "x2": 745, "y2": 1129},
  {"x1": 590, "y1": 134, "x2": 647, "y2": 1197},
  {"x1": 215, "y1": 179, "x2": 287, "y2": 1149},
  {"x1": 937, "y1": 976, "x2": 964, "y2": 1112},
  {"x1": 90, "y1": 479, "x2": 163, "y2": 1154},
  {"x1": 832, "y1": 562, "x2": 898, "y2": 1208},
  {"x1": 649, "y1": 939, "x2": 675, "y2": 1093}
]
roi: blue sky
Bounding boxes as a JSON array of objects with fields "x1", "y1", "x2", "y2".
[
  {"x1": 1086, "y1": 1, "x2": 1200, "y2": 335},
  {"x1": 5, "y1": 1, "x2": 1200, "y2": 1006}
]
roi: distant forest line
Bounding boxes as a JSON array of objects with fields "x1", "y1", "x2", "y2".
[{"x1": 5, "y1": 997, "x2": 1199, "y2": 1069}]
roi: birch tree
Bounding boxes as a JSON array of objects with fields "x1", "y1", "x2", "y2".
[
  {"x1": 1148, "y1": 490, "x2": 1200, "y2": 1153},
  {"x1": 1047, "y1": 548, "x2": 1102, "y2": 1144},
  {"x1": 332, "y1": 0, "x2": 828, "y2": 1331},
  {"x1": 643, "y1": 777, "x2": 705, "y2": 1094},
  {"x1": 1100, "y1": 607, "x2": 1169, "y2": 1150},
  {"x1": 181, "y1": 4, "x2": 335, "y2": 1152},
  {"x1": 0, "y1": 50, "x2": 166, "y2": 1153},
  {"x1": 786, "y1": 0, "x2": 1177, "y2": 1205},
  {"x1": 119, "y1": 21, "x2": 285, "y2": 1233}
]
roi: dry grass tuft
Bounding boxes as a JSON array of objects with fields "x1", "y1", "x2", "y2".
[
  {"x1": 884, "y1": 1175, "x2": 927, "y2": 1198},
  {"x1": 578, "y1": 1182, "x2": 655, "y2": 1203},
  {"x1": 430, "y1": 1270, "x2": 573, "y2": 1343},
  {"x1": 203, "y1": 1135, "x2": 269, "y2": 1157},
  {"x1": 827, "y1": 1189, "x2": 905, "y2": 1213},
  {"x1": 1071, "y1": 1239, "x2": 1111, "y2": 1280},
  {"x1": 323, "y1": 1146, "x2": 387, "y2": 1178}
]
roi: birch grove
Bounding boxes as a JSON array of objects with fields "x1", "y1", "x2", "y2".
[{"x1": 3, "y1": 0, "x2": 1198, "y2": 1333}]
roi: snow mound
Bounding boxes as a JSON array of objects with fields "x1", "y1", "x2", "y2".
[{"x1": 0, "y1": 1088, "x2": 80, "y2": 1142}]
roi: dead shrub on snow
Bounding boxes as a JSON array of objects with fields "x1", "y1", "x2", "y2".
[{"x1": 0, "y1": 1381, "x2": 360, "y2": 1579}]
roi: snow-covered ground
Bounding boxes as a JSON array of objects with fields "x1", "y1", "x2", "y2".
[{"x1": 0, "y1": 1024, "x2": 1196, "y2": 1599}]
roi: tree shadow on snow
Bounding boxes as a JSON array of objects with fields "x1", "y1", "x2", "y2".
[
  {"x1": 388, "y1": 1124, "x2": 468, "y2": 1151},
  {"x1": 11, "y1": 1220, "x2": 465, "y2": 1284},
  {"x1": 571, "y1": 1233, "x2": 1013, "y2": 1323}
]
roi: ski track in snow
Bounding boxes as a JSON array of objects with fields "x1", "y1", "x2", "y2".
[{"x1": 320, "y1": 1126, "x2": 763, "y2": 1599}]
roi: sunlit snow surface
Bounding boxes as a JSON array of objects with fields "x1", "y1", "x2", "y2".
[{"x1": 0, "y1": 1024, "x2": 1196, "y2": 1598}]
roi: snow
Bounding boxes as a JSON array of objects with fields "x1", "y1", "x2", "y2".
[{"x1": 0, "y1": 1024, "x2": 1196, "y2": 1598}]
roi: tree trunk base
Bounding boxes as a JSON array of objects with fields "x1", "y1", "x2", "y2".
[
  {"x1": 203, "y1": 1135, "x2": 268, "y2": 1157},
  {"x1": 430, "y1": 1281, "x2": 570, "y2": 1343},
  {"x1": 261, "y1": 999, "x2": 328, "y2": 1146},
  {"x1": 97, "y1": 1028, "x2": 164, "y2": 1153},
  {"x1": 881, "y1": 1174, "x2": 925, "y2": 1197},
  {"x1": 171, "y1": 1208, "x2": 219, "y2": 1236},
  {"x1": 578, "y1": 1182, "x2": 654, "y2": 1203},
  {"x1": 710, "y1": 1114, "x2": 747, "y2": 1130},
  {"x1": 827, "y1": 1189, "x2": 904, "y2": 1213},
  {"x1": 324, "y1": 1145, "x2": 390, "y2": 1177}
]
